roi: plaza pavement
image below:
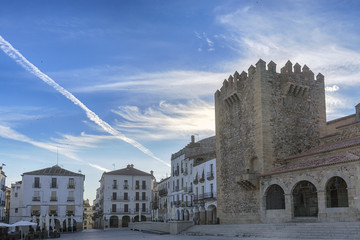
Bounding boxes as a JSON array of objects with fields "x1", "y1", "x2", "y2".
[{"x1": 58, "y1": 228, "x2": 332, "y2": 240}]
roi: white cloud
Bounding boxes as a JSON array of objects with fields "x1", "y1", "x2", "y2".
[
  {"x1": 75, "y1": 70, "x2": 226, "y2": 99},
  {"x1": 215, "y1": 4, "x2": 360, "y2": 118},
  {"x1": 0, "y1": 123, "x2": 111, "y2": 172},
  {"x1": 325, "y1": 85, "x2": 340, "y2": 92},
  {"x1": 0, "y1": 35, "x2": 169, "y2": 168},
  {"x1": 112, "y1": 99, "x2": 215, "y2": 140}
]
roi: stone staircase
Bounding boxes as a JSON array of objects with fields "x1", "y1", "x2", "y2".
[{"x1": 182, "y1": 222, "x2": 360, "y2": 239}]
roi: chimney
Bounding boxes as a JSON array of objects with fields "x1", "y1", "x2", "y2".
[
  {"x1": 191, "y1": 135, "x2": 195, "y2": 143},
  {"x1": 150, "y1": 170, "x2": 154, "y2": 175}
]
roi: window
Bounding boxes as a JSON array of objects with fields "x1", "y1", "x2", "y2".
[
  {"x1": 142, "y1": 192, "x2": 146, "y2": 200},
  {"x1": 326, "y1": 177, "x2": 348, "y2": 208},
  {"x1": 135, "y1": 180, "x2": 139, "y2": 189},
  {"x1": 15, "y1": 192, "x2": 18, "y2": 198},
  {"x1": 112, "y1": 204, "x2": 116, "y2": 212},
  {"x1": 124, "y1": 192, "x2": 128, "y2": 200},
  {"x1": 142, "y1": 180, "x2": 146, "y2": 189},
  {"x1": 51, "y1": 178, "x2": 57, "y2": 188},
  {"x1": 67, "y1": 191, "x2": 74, "y2": 202},
  {"x1": 136, "y1": 203, "x2": 139, "y2": 211},
  {"x1": 124, "y1": 204, "x2": 128, "y2": 212},
  {"x1": 33, "y1": 191, "x2": 40, "y2": 201},
  {"x1": 136, "y1": 192, "x2": 139, "y2": 200},
  {"x1": 49, "y1": 205, "x2": 58, "y2": 216},
  {"x1": 112, "y1": 192, "x2": 117, "y2": 200},
  {"x1": 266, "y1": 184, "x2": 285, "y2": 210},
  {"x1": 113, "y1": 180, "x2": 117, "y2": 189},
  {"x1": 68, "y1": 178, "x2": 75, "y2": 189},
  {"x1": 142, "y1": 203, "x2": 146, "y2": 212},
  {"x1": 124, "y1": 180, "x2": 128, "y2": 189},
  {"x1": 50, "y1": 191, "x2": 57, "y2": 201},
  {"x1": 34, "y1": 177, "x2": 40, "y2": 188},
  {"x1": 31, "y1": 205, "x2": 40, "y2": 216},
  {"x1": 15, "y1": 208, "x2": 18, "y2": 213}
]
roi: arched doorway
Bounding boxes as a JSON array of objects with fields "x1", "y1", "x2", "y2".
[
  {"x1": 199, "y1": 206, "x2": 206, "y2": 225},
  {"x1": 326, "y1": 176, "x2": 349, "y2": 208},
  {"x1": 207, "y1": 205, "x2": 217, "y2": 224},
  {"x1": 122, "y1": 216, "x2": 130, "y2": 227},
  {"x1": 109, "y1": 216, "x2": 118, "y2": 228},
  {"x1": 292, "y1": 181, "x2": 318, "y2": 217},
  {"x1": 133, "y1": 215, "x2": 146, "y2": 222}
]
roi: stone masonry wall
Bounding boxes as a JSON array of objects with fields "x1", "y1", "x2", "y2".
[{"x1": 215, "y1": 59, "x2": 326, "y2": 224}]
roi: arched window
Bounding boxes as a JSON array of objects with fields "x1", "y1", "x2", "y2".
[
  {"x1": 266, "y1": 184, "x2": 285, "y2": 210},
  {"x1": 292, "y1": 181, "x2": 318, "y2": 217},
  {"x1": 326, "y1": 176, "x2": 348, "y2": 208}
]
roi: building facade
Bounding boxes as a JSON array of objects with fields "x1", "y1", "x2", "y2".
[
  {"x1": 96, "y1": 164, "x2": 155, "y2": 228},
  {"x1": 9, "y1": 165, "x2": 85, "y2": 231},
  {"x1": 169, "y1": 136, "x2": 217, "y2": 224},
  {"x1": 215, "y1": 59, "x2": 360, "y2": 223},
  {"x1": 83, "y1": 199, "x2": 93, "y2": 229},
  {"x1": 0, "y1": 166, "x2": 6, "y2": 222}
]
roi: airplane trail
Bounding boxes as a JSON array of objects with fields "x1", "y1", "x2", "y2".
[{"x1": 0, "y1": 35, "x2": 170, "y2": 168}]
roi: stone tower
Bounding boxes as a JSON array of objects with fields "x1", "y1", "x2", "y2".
[{"x1": 215, "y1": 59, "x2": 326, "y2": 223}]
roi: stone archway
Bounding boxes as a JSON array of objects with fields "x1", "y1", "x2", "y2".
[
  {"x1": 292, "y1": 181, "x2": 318, "y2": 217},
  {"x1": 206, "y1": 205, "x2": 217, "y2": 224},
  {"x1": 109, "y1": 216, "x2": 118, "y2": 228},
  {"x1": 122, "y1": 216, "x2": 130, "y2": 227}
]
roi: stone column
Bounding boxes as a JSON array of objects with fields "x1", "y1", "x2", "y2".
[
  {"x1": 284, "y1": 194, "x2": 292, "y2": 221},
  {"x1": 317, "y1": 190, "x2": 327, "y2": 221}
]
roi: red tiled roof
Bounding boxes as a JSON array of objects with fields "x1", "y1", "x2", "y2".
[
  {"x1": 285, "y1": 136, "x2": 360, "y2": 161},
  {"x1": 261, "y1": 152, "x2": 359, "y2": 177}
]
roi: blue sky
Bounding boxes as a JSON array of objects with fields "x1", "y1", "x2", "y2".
[{"x1": 1, "y1": 0, "x2": 360, "y2": 202}]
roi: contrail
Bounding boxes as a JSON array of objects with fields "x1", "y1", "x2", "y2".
[{"x1": 0, "y1": 35, "x2": 170, "y2": 168}]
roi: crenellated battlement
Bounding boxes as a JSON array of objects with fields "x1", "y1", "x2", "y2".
[{"x1": 216, "y1": 59, "x2": 324, "y2": 103}]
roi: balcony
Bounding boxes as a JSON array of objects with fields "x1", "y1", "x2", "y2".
[
  {"x1": 50, "y1": 197, "x2": 57, "y2": 202},
  {"x1": 111, "y1": 196, "x2": 129, "y2": 201},
  {"x1": 207, "y1": 172, "x2": 214, "y2": 180},
  {"x1": 32, "y1": 183, "x2": 41, "y2": 188},
  {"x1": 142, "y1": 185, "x2": 147, "y2": 190},
  {"x1": 49, "y1": 211, "x2": 58, "y2": 216},
  {"x1": 135, "y1": 197, "x2": 148, "y2": 201},
  {"x1": 67, "y1": 184, "x2": 75, "y2": 189},
  {"x1": 66, "y1": 211, "x2": 74, "y2": 216},
  {"x1": 32, "y1": 197, "x2": 40, "y2": 202},
  {"x1": 203, "y1": 192, "x2": 216, "y2": 199},
  {"x1": 50, "y1": 184, "x2": 58, "y2": 189},
  {"x1": 123, "y1": 184, "x2": 129, "y2": 190},
  {"x1": 193, "y1": 179, "x2": 198, "y2": 185},
  {"x1": 199, "y1": 177, "x2": 205, "y2": 183},
  {"x1": 112, "y1": 184, "x2": 118, "y2": 189},
  {"x1": 67, "y1": 197, "x2": 75, "y2": 202},
  {"x1": 159, "y1": 189, "x2": 168, "y2": 197}
]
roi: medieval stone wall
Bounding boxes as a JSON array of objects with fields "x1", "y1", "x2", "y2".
[{"x1": 215, "y1": 59, "x2": 326, "y2": 224}]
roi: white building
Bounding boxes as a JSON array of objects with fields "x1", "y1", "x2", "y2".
[
  {"x1": 169, "y1": 136, "x2": 217, "y2": 224},
  {"x1": 97, "y1": 164, "x2": 155, "y2": 228},
  {"x1": 153, "y1": 176, "x2": 171, "y2": 221},
  {"x1": 83, "y1": 199, "x2": 93, "y2": 229},
  {"x1": 0, "y1": 166, "x2": 6, "y2": 222},
  {"x1": 9, "y1": 165, "x2": 85, "y2": 231}
]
